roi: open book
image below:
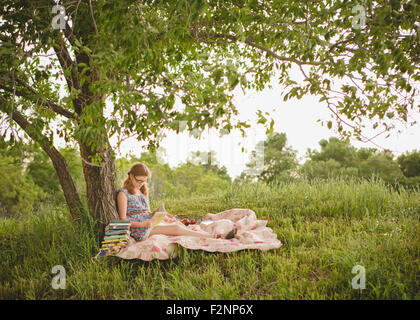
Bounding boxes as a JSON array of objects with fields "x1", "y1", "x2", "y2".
[
  {"x1": 143, "y1": 203, "x2": 167, "y2": 239},
  {"x1": 154, "y1": 203, "x2": 166, "y2": 215},
  {"x1": 150, "y1": 212, "x2": 166, "y2": 227}
]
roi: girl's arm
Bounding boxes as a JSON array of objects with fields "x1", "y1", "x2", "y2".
[
  {"x1": 145, "y1": 194, "x2": 158, "y2": 214},
  {"x1": 117, "y1": 192, "x2": 151, "y2": 228}
]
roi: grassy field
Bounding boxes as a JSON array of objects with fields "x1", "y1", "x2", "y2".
[{"x1": 0, "y1": 178, "x2": 419, "y2": 300}]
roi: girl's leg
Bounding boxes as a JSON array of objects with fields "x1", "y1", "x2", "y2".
[{"x1": 148, "y1": 224, "x2": 216, "y2": 238}]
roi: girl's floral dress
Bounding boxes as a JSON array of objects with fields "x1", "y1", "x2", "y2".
[{"x1": 117, "y1": 187, "x2": 153, "y2": 241}]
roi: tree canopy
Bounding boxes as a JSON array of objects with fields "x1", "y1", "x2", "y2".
[{"x1": 1, "y1": 0, "x2": 418, "y2": 222}]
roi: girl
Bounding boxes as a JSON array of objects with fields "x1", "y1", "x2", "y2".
[{"x1": 117, "y1": 162, "x2": 237, "y2": 241}]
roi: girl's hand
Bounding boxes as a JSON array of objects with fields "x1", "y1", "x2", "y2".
[{"x1": 142, "y1": 219, "x2": 152, "y2": 228}]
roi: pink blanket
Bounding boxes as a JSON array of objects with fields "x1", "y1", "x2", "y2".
[{"x1": 116, "y1": 208, "x2": 282, "y2": 261}]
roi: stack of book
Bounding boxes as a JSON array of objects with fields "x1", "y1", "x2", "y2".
[{"x1": 97, "y1": 220, "x2": 131, "y2": 257}]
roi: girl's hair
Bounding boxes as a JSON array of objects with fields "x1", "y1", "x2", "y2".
[{"x1": 122, "y1": 162, "x2": 152, "y2": 196}]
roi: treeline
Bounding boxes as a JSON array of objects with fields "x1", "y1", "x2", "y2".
[
  {"x1": 236, "y1": 133, "x2": 420, "y2": 189},
  {"x1": 1, "y1": 132, "x2": 419, "y2": 217}
]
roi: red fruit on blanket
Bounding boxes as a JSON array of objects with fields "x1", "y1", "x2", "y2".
[{"x1": 180, "y1": 218, "x2": 196, "y2": 226}]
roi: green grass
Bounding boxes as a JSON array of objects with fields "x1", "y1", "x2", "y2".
[{"x1": 0, "y1": 178, "x2": 419, "y2": 299}]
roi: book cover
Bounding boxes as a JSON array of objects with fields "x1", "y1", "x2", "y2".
[
  {"x1": 108, "y1": 224, "x2": 130, "y2": 228},
  {"x1": 101, "y1": 243, "x2": 127, "y2": 248},
  {"x1": 102, "y1": 241, "x2": 129, "y2": 246},
  {"x1": 104, "y1": 234, "x2": 130, "y2": 240},
  {"x1": 108, "y1": 220, "x2": 130, "y2": 225},
  {"x1": 105, "y1": 225, "x2": 130, "y2": 231},
  {"x1": 108, "y1": 223, "x2": 130, "y2": 227},
  {"x1": 155, "y1": 203, "x2": 166, "y2": 213},
  {"x1": 102, "y1": 238, "x2": 129, "y2": 243},
  {"x1": 102, "y1": 239, "x2": 129, "y2": 244},
  {"x1": 109, "y1": 220, "x2": 131, "y2": 224},
  {"x1": 105, "y1": 230, "x2": 130, "y2": 236},
  {"x1": 101, "y1": 241, "x2": 127, "y2": 246}
]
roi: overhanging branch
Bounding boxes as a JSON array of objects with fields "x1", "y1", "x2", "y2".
[
  {"x1": 194, "y1": 31, "x2": 322, "y2": 66},
  {"x1": 0, "y1": 77, "x2": 76, "y2": 120}
]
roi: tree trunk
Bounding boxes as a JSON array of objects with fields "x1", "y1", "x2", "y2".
[
  {"x1": 72, "y1": 46, "x2": 120, "y2": 227},
  {"x1": 79, "y1": 135, "x2": 119, "y2": 228},
  {"x1": 8, "y1": 110, "x2": 85, "y2": 220},
  {"x1": 43, "y1": 143, "x2": 86, "y2": 221}
]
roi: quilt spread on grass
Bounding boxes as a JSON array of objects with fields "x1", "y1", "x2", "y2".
[{"x1": 115, "y1": 208, "x2": 282, "y2": 261}]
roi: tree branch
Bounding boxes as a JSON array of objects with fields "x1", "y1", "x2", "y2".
[
  {"x1": 0, "y1": 77, "x2": 76, "y2": 120},
  {"x1": 194, "y1": 31, "x2": 322, "y2": 66},
  {"x1": 0, "y1": 95, "x2": 83, "y2": 221},
  {"x1": 88, "y1": 0, "x2": 99, "y2": 54},
  {"x1": 52, "y1": 33, "x2": 80, "y2": 106}
]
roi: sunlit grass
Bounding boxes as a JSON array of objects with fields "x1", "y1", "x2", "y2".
[{"x1": 0, "y1": 178, "x2": 419, "y2": 299}]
